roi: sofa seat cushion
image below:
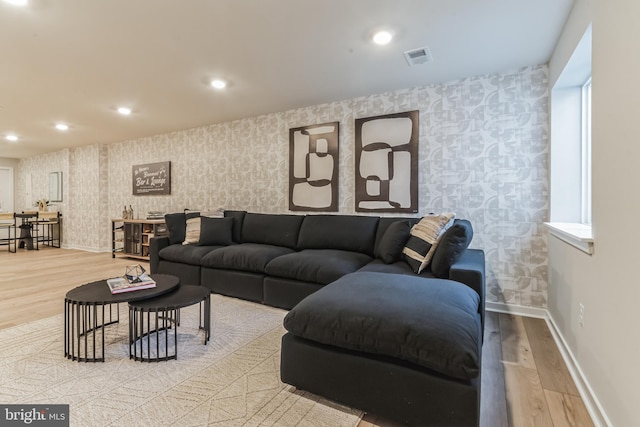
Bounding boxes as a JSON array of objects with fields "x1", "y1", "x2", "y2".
[
  {"x1": 201, "y1": 243, "x2": 294, "y2": 273},
  {"x1": 283, "y1": 271, "x2": 481, "y2": 380},
  {"x1": 158, "y1": 244, "x2": 222, "y2": 266},
  {"x1": 358, "y1": 258, "x2": 423, "y2": 276},
  {"x1": 266, "y1": 249, "x2": 373, "y2": 285}
]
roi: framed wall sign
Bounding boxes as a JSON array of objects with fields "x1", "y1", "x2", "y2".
[
  {"x1": 289, "y1": 122, "x2": 339, "y2": 211},
  {"x1": 355, "y1": 111, "x2": 418, "y2": 213},
  {"x1": 132, "y1": 161, "x2": 171, "y2": 195}
]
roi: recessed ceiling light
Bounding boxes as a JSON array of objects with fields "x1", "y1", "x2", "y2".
[
  {"x1": 210, "y1": 79, "x2": 227, "y2": 89},
  {"x1": 117, "y1": 107, "x2": 132, "y2": 115},
  {"x1": 4, "y1": 0, "x2": 28, "y2": 6},
  {"x1": 6, "y1": 134, "x2": 18, "y2": 142},
  {"x1": 55, "y1": 123, "x2": 69, "y2": 131},
  {"x1": 372, "y1": 30, "x2": 393, "y2": 46}
]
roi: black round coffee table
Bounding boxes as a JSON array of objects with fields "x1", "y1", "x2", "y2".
[
  {"x1": 128, "y1": 285, "x2": 211, "y2": 362},
  {"x1": 64, "y1": 274, "x2": 180, "y2": 362}
]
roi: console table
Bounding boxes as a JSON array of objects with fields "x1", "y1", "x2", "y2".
[{"x1": 111, "y1": 219, "x2": 168, "y2": 260}]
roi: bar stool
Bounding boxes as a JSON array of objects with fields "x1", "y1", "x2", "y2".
[
  {"x1": 36, "y1": 211, "x2": 61, "y2": 247},
  {"x1": 15, "y1": 211, "x2": 38, "y2": 250},
  {"x1": 0, "y1": 212, "x2": 17, "y2": 253}
]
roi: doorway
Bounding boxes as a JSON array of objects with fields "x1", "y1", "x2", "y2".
[
  {"x1": 0, "y1": 167, "x2": 14, "y2": 240},
  {"x1": 0, "y1": 167, "x2": 14, "y2": 213}
]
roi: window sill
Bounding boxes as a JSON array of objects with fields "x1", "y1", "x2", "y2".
[{"x1": 544, "y1": 222, "x2": 594, "y2": 255}]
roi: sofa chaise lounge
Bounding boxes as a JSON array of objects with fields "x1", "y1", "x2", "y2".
[{"x1": 150, "y1": 210, "x2": 485, "y2": 426}]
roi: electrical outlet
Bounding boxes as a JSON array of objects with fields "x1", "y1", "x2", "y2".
[{"x1": 579, "y1": 303, "x2": 585, "y2": 327}]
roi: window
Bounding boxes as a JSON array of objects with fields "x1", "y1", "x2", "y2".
[
  {"x1": 546, "y1": 25, "x2": 593, "y2": 254},
  {"x1": 581, "y1": 78, "x2": 592, "y2": 225}
]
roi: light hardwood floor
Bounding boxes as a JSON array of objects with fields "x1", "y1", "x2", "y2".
[{"x1": 0, "y1": 247, "x2": 594, "y2": 427}]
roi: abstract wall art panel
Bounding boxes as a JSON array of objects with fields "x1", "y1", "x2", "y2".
[
  {"x1": 355, "y1": 111, "x2": 418, "y2": 213},
  {"x1": 289, "y1": 122, "x2": 339, "y2": 211}
]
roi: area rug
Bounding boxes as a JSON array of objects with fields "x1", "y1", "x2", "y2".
[{"x1": 0, "y1": 295, "x2": 363, "y2": 426}]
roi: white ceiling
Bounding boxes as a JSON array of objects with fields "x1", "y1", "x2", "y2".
[{"x1": 0, "y1": 0, "x2": 574, "y2": 159}]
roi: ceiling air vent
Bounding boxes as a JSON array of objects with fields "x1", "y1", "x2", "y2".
[{"x1": 404, "y1": 47, "x2": 433, "y2": 66}]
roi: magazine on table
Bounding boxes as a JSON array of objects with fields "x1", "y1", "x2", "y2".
[{"x1": 107, "y1": 273, "x2": 156, "y2": 294}]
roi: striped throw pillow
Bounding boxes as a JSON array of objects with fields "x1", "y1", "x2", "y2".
[
  {"x1": 183, "y1": 217, "x2": 202, "y2": 245},
  {"x1": 403, "y1": 213, "x2": 456, "y2": 274}
]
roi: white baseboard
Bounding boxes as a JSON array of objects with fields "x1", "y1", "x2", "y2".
[
  {"x1": 487, "y1": 303, "x2": 611, "y2": 427},
  {"x1": 486, "y1": 301, "x2": 547, "y2": 318},
  {"x1": 62, "y1": 243, "x2": 103, "y2": 253},
  {"x1": 545, "y1": 314, "x2": 612, "y2": 427}
]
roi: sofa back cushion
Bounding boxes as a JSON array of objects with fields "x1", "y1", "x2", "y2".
[
  {"x1": 224, "y1": 210, "x2": 246, "y2": 243},
  {"x1": 297, "y1": 215, "x2": 380, "y2": 255},
  {"x1": 241, "y1": 213, "x2": 304, "y2": 249}
]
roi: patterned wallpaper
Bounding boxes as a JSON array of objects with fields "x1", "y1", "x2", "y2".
[
  {"x1": 17, "y1": 65, "x2": 549, "y2": 309},
  {"x1": 67, "y1": 145, "x2": 106, "y2": 250},
  {"x1": 15, "y1": 149, "x2": 70, "y2": 241}
]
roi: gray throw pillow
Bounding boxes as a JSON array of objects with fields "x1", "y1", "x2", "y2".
[
  {"x1": 164, "y1": 212, "x2": 186, "y2": 245},
  {"x1": 375, "y1": 220, "x2": 411, "y2": 264},
  {"x1": 430, "y1": 220, "x2": 473, "y2": 278},
  {"x1": 198, "y1": 217, "x2": 234, "y2": 246},
  {"x1": 165, "y1": 211, "x2": 200, "y2": 245}
]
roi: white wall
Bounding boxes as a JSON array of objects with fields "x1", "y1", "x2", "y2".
[
  {"x1": 549, "y1": 0, "x2": 593, "y2": 87},
  {"x1": 0, "y1": 158, "x2": 19, "y2": 168},
  {"x1": 0, "y1": 158, "x2": 19, "y2": 169},
  {"x1": 548, "y1": 0, "x2": 639, "y2": 425}
]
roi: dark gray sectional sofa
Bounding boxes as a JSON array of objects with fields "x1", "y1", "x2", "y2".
[{"x1": 149, "y1": 210, "x2": 485, "y2": 426}]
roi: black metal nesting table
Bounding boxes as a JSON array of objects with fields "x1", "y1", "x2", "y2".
[
  {"x1": 128, "y1": 285, "x2": 211, "y2": 362},
  {"x1": 64, "y1": 274, "x2": 180, "y2": 362}
]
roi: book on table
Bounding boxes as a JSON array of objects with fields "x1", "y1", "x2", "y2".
[{"x1": 107, "y1": 273, "x2": 156, "y2": 294}]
